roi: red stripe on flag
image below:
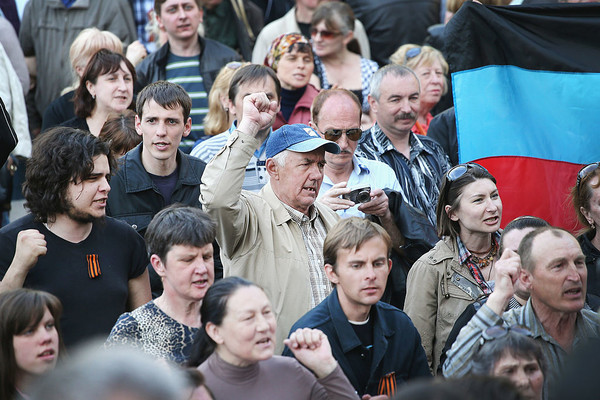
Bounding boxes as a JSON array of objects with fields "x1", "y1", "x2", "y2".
[{"x1": 474, "y1": 156, "x2": 584, "y2": 232}]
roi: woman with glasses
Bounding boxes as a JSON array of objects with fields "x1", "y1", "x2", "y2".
[
  {"x1": 390, "y1": 44, "x2": 449, "y2": 135},
  {"x1": 405, "y1": 163, "x2": 503, "y2": 373},
  {"x1": 265, "y1": 33, "x2": 319, "y2": 130},
  {"x1": 310, "y1": 2, "x2": 378, "y2": 115},
  {"x1": 571, "y1": 162, "x2": 600, "y2": 297},
  {"x1": 471, "y1": 326, "x2": 545, "y2": 400}
]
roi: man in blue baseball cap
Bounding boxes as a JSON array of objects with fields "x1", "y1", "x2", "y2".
[{"x1": 201, "y1": 92, "x2": 341, "y2": 352}]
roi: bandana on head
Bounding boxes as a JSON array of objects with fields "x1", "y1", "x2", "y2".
[{"x1": 264, "y1": 33, "x2": 311, "y2": 71}]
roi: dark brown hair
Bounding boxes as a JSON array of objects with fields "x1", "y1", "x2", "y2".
[
  {"x1": 136, "y1": 81, "x2": 192, "y2": 122},
  {"x1": 436, "y1": 165, "x2": 497, "y2": 239},
  {"x1": 99, "y1": 110, "x2": 141, "y2": 157},
  {"x1": 74, "y1": 49, "x2": 136, "y2": 118},
  {"x1": 23, "y1": 126, "x2": 116, "y2": 222},
  {"x1": 0, "y1": 289, "x2": 64, "y2": 400},
  {"x1": 570, "y1": 165, "x2": 600, "y2": 235}
]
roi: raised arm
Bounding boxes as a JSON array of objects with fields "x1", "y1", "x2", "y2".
[
  {"x1": 199, "y1": 93, "x2": 278, "y2": 257},
  {"x1": 442, "y1": 249, "x2": 522, "y2": 377}
]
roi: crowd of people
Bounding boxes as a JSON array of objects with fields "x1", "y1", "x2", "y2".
[{"x1": 0, "y1": 0, "x2": 599, "y2": 399}]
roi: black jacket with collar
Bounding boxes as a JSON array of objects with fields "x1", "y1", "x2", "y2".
[
  {"x1": 134, "y1": 35, "x2": 241, "y2": 93},
  {"x1": 106, "y1": 143, "x2": 206, "y2": 237},
  {"x1": 283, "y1": 288, "x2": 431, "y2": 397}
]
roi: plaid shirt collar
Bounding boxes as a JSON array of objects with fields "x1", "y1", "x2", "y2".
[
  {"x1": 282, "y1": 202, "x2": 318, "y2": 224},
  {"x1": 369, "y1": 123, "x2": 431, "y2": 159}
]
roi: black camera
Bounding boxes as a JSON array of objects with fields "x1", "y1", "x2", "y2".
[{"x1": 342, "y1": 185, "x2": 371, "y2": 204}]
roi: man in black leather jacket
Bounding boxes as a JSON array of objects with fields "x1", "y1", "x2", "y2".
[{"x1": 135, "y1": 0, "x2": 240, "y2": 147}]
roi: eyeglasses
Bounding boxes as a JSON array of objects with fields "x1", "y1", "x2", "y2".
[
  {"x1": 320, "y1": 128, "x2": 362, "y2": 142},
  {"x1": 310, "y1": 28, "x2": 342, "y2": 40},
  {"x1": 479, "y1": 325, "x2": 533, "y2": 347},
  {"x1": 576, "y1": 162, "x2": 600, "y2": 189},
  {"x1": 445, "y1": 163, "x2": 489, "y2": 182}
]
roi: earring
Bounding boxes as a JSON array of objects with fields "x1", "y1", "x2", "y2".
[{"x1": 92, "y1": 94, "x2": 96, "y2": 100}]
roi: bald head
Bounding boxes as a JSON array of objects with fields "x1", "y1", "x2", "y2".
[{"x1": 311, "y1": 88, "x2": 362, "y2": 127}]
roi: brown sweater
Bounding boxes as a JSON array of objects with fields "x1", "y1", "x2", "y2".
[{"x1": 198, "y1": 353, "x2": 359, "y2": 399}]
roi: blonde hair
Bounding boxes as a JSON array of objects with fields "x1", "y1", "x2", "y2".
[
  {"x1": 390, "y1": 44, "x2": 449, "y2": 95},
  {"x1": 68, "y1": 28, "x2": 123, "y2": 89},
  {"x1": 203, "y1": 62, "x2": 249, "y2": 136}
]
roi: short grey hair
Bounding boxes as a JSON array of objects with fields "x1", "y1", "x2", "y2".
[
  {"x1": 369, "y1": 64, "x2": 420, "y2": 101},
  {"x1": 271, "y1": 149, "x2": 289, "y2": 167},
  {"x1": 30, "y1": 342, "x2": 188, "y2": 400}
]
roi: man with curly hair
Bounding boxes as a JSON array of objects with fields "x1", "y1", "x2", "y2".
[{"x1": 0, "y1": 127, "x2": 151, "y2": 348}]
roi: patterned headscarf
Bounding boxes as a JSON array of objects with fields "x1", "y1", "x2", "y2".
[{"x1": 264, "y1": 33, "x2": 312, "y2": 72}]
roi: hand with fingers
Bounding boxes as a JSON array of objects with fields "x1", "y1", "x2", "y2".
[
  {"x1": 284, "y1": 328, "x2": 339, "y2": 379},
  {"x1": 319, "y1": 181, "x2": 355, "y2": 211}
]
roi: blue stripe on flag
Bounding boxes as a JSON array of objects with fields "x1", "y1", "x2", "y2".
[{"x1": 453, "y1": 65, "x2": 600, "y2": 164}]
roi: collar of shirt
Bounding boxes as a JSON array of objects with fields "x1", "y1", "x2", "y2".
[
  {"x1": 282, "y1": 201, "x2": 318, "y2": 224},
  {"x1": 456, "y1": 231, "x2": 502, "y2": 265},
  {"x1": 369, "y1": 123, "x2": 434, "y2": 161}
]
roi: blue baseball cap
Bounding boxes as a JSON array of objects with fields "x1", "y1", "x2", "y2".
[{"x1": 266, "y1": 124, "x2": 340, "y2": 159}]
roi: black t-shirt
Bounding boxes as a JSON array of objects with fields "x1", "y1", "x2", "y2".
[
  {"x1": 149, "y1": 166, "x2": 179, "y2": 205},
  {"x1": 0, "y1": 215, "x2": 148, "y2": 348},
  {"x1": 347, "y1": 315, "x2": 375, "y2": 393}
]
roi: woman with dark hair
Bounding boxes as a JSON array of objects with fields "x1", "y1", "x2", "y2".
[
  {"x1": 405, "y1": 163, "x2": 503, "y2": 373},
  {"x1": 189, "y1": 277, "x2": 357, "y2": 399},
  {"x1": 62, "y1": 49, "x2": 135, "y2": 137},
  {"x1": 571, "y1": 162, "x2": 600, "y2": 297},
  {"x1": 99, "y1": 110, "x2": 141, "y2": 158},
  {"x1": 471, "y1": 326, "x2": 544, "y2": 400},
  {"x1": 0, "y1": 289, "x2": 64, "y2": 400},
  {"x1": 310, "y1": 2, "x2": 378, "y2": 114},
  {"x1": 265, "y1": 33, "x2": 319, "y2": 130}
]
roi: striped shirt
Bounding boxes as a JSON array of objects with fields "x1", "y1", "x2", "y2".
[
  {"x1": 443, "y1": 300, "x2": 600, "y2": 398},
  {"x1": 282, "y1": 203, "x2": 331, "y2": 308},
  {"x1": 356, "y1": 123, "x2": 450, "y2": 226},
  {"x1": 189, "y1": 122, "x2": 270, "y2": 192},
  {"x1": 165, "y1": 54, "x2": 208, "y2": 149}
]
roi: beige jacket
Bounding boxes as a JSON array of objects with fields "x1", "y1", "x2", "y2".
[
  {"x1": 404, "y1": 237, "x2": 483, "y2": 373},
  {"x1": 200, "y1": 130, "x2": 340, "y2": 352}
]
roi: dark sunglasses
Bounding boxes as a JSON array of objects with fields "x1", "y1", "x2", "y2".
[
  {"x1": 576, "y1": 162, "x2": 600, "y2": 189},
  {"x1": 479, "y1": 324, "x2": 533, "y2": 347},
  {"x1": 310, "y1": 28, "x2": 342, "y2": 40},
  {"x1": 321, "y1": 128, "x2": 362, "y2": 142},
  {"x1": 446, "y1": 162, "x2": 489, "y2": 182}
]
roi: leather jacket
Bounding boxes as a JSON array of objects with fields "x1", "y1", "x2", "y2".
[{"x1": 135, "y1": 35, "x2": 241, "y2": 93}]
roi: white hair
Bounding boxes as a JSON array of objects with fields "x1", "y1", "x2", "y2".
[{"x1": 271, "y1": 150, "x2": 289, "y2": 167}]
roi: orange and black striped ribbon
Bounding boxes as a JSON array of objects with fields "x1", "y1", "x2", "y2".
[
  {"x1": 377, "y1": 372, "x2": 397, "y2": 397},
  {"x1": 86, "y1": 254, "x2": 101, "y2": 279}
]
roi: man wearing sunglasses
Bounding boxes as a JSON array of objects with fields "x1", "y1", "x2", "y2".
[
  {"x1": 443, "y1": 226, "x2": 600, "y2": 396},
  {"x1": 311, "y1": 89, "x2": 400, "y2": 222},
  {"x1": 357, "y1": 64, "x2": 450, "y2": 228}
]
